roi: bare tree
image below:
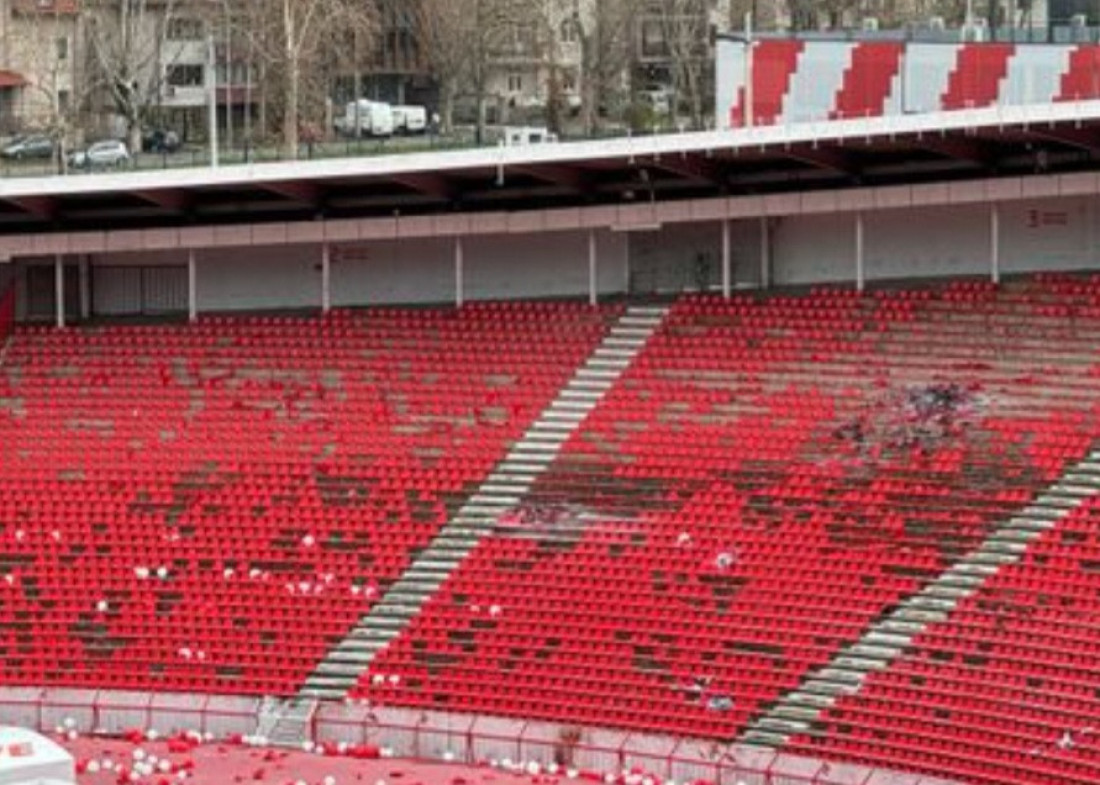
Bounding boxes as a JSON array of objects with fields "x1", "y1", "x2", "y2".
[
  {"x1": 9, "y1": 0, "x2": 100, "y2": 172},
  {"x1": 84, "y1": 0, "x2": 185, "y2": 154},
  {"x1": 574, "y1": 0, "x2": 635, "y2": 134},
  {"x1": 655, "y1": 0, "x2": 711, "y2": 129},
  {"x1": 236, "y1": 0, "x2": 377, "y2": 159},
  {"x1": 415, "y1": 0, "x2": 470, "y2": 134},
  {"x1": 418, "y1": 0, "x2": 523, "y2": 143},
  {"x1": 786, "y1": 0, "x2": 818, "y2": 29}
]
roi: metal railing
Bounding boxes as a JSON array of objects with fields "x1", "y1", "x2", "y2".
[{"x1": 0, "y1": 688, "x2": 959, "y2": 785}]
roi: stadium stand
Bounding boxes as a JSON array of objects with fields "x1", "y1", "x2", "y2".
[
  {"x1": 790, "y1": 491, "x2": 1100, "y2": 784},
  {"x1": 352, "y1": 276, "x2": 1100, "y2": 747},
  {"x1": 0, "y1": 302, "x2": 615, "y2": 695}
]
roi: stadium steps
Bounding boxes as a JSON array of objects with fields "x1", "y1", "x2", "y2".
[
  {"x1": 298, "y1": 305, "x2": 669, "y2": 699},
  {"x1": 738, "y1": 444, "x2": 1100, "y2": 748}
]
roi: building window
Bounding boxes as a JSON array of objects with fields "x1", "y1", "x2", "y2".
[
  {"x1": 56, "y1": 36, "x2": 68, "y2": 61},
  {"x1": 507, "y1": 73, "x2": 523, "y2": 92},
  {"x1": 560, "y1": 19, "x2": 578, "y2": 43},
  {"x1": 167, "y1": 18, "x2": 203, "y2": 40},
  {"x1": 58, "y1": 90, "x2": 69, "y2": 112},
  {"x1": 639, "y1": 19, "x2": 667, "y2": 59},
  {"x1": 167, "y1": 64, "x2": 203, "y2": 87}
]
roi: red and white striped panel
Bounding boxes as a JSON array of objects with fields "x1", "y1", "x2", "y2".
[
  {"x1": 831, "y1": 41, "x2": 905, "y2": 120},
  {"x1": 784, "y1": 42, "x2": 857, "y2": 123},
  {"x1": 941, "y1": 43, "x2": 1015, "y2": 109},
  {"x1": 1057, "y1": 44, "x2": 1100, "y2": 101},
  {"x1": 728, "y1": 40, "x2": 804, "y2": 127},
  {"x1": 717, "y1": 40, "x2": 1100, "y2": 129}
]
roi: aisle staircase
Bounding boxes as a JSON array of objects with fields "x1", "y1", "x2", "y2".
[
  {"x1": 739, "y1": 447, "x2": 1100, "y2": 746},
  {"x1": 299, "y1": 305, "x2": 669, "y2": 699}
]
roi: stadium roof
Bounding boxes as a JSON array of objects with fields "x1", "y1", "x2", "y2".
[{"x1": 4, "y1": 100, "x2": 1100, "y2": 235}]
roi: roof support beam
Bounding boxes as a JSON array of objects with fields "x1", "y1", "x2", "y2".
[
  {"x1": 390, "y1": 172, "x2": 456, "y2": 201},
  {"x1": 1030, "y1": 126, "x2": 1100, "y2": 153},
  {"x1": 256, "y1": 181, "x2": 324, "y2": 206},
  {"x1": 514, "y1": 164, "x2": 591, "y2": 193},
  {"x1": 133, "y1": 189, "x2": 189, "y2": 212},
  {"x1": 645, "y1": 153, "x2": 727, "y2": 185},
  {"x1": 782, "y1": 145, "x2": 860, "y2": 177},
  {"x1": 919, "y1": 136, "x2": 997, "y2": 168},
  {"x1": 4, "y1": 195, "x2": 56, "y2": 221}
]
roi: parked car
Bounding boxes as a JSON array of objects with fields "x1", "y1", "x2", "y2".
[
  {"x1": 1, "y1": 135, "x2": 55, "y2": 160},
  {"x1": 141, "y1": 129, "x2": 181, "y2": 154},
  {"x1": 69, "y1": 139, "x2": 131, "y2": 170}
]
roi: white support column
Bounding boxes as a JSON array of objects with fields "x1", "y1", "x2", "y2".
[
  {"x1": 454, "y1": 236, "x2": 465, "y2": 308},
  {"x1": 721, "y1": 219, "x2": 731, "y2": 299},
  {"x1": 759, "y1": 216, "x2": 770, "y2": 289},
  {"x1": 990, "y1": 203, "x2": 1001, "y2": 284},
  {"x1": 54, "y1": 254, "x2": 64, "y2": 329},
  {"x1": 187, "y1": 249, "x2": 198, "y2": 323},
  {"x1": 588, "y1": 229, "x2": 598, "y2": 306},
  {"x1": 855, "y1": 211, "x2": 865, "y2": 292},
  {"x1": 321, "y1": 242, "x2": 332, "y2": 313},
  {"x1": 624, "y1": 232, "x2": 632, "y2": 294},
  {"x1": 78, "y1": 257, "x2": 90, "y2": 320}
]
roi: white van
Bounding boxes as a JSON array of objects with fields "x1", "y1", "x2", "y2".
[
  {"x1": 502, "y1": 126, "x2": 559, "y2": 146},
  {"x1": 392, "y1": 105, "x2": 428, "y2": 135},
  {"x1": 341, "y1": 100, "x2": 394, "y2": 138}
]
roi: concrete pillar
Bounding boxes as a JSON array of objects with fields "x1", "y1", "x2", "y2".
[
  {"x1": 721, "y1": 219, "x2": 731, "y2": 299},
  {"x1": 187, "y1": 249, "x2": 198, "y2": 323},
  {"x1": 321, "y1": 242, "x2": 331, "y2": 313},
  {"x1": 454, "y1": 236, "x2": 464, "y2": 308},
  {"x1": 759, "y1": 216, "x2": 770, "y2": 289},
  {"x1": 78, "y1": 257, "x2": 90, "y2": 320},
  {"x1": 54, "y1": 254, "x2": 64, "y2": 329},
  {"x1": 991, "y1": 203, "x2": 1000, "y2": 284},
  {"x1": 588, "y1": 229, "x2": 598, "y2": 306},
  {"x1": 855, "y1": 212, "x2": 865, "y2": 293}
]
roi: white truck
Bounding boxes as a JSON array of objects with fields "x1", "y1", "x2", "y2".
[
  {"x1": 391, "y1": 105, "x2": 428, "y2": 135},
  {"x1": 336, "y1": 100, "x2": 394, "y2": 138}
]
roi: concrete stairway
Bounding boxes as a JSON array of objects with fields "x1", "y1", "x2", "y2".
[
  {"x1": 739, "y1": 448, "x2": 1100, "y2": 747},
  {"x1": 299, "y1": 305, "x2": 669, "y2": 699}
]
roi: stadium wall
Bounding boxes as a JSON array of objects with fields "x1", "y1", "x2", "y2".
[
  {"x1": 9, "y1": 231, "x2": 630, "y2": 318},
  {"x1": 771, "y1": 195, "x2": 1094, "y2": 284},
  {"x1": 6, "y1": 190, "x2": 1100, "y2": 320}
]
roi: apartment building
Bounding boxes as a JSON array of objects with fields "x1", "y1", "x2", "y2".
[{"x1": 0, "y1": 0, "x2": 80, "y2": 134}]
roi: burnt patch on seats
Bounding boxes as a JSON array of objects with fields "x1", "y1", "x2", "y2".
[
  {"x1": 492, "y1": 558, "x2": 536, "y2": 572},
  {"x1": 632, "y1": 645, "x2": 670, "y2": 674},
  {"x1": 725, "y1": 640, "x2": 786, "y2": 659},
  {"x1": 154, "y1": 591, "x2": 184, "y2": 615},
  {"x1": 70, "y1": 613, "x2": 124, "y2": 658},
  {"x1": 314, "y1": 470, "x2": 378, "y2": 508},
  {"x1": 534, "y1": 638, "x2": 561, "y2": 660},
  {"x1": 445, "y1": 629, "x2": 477, "y2": 654}
]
